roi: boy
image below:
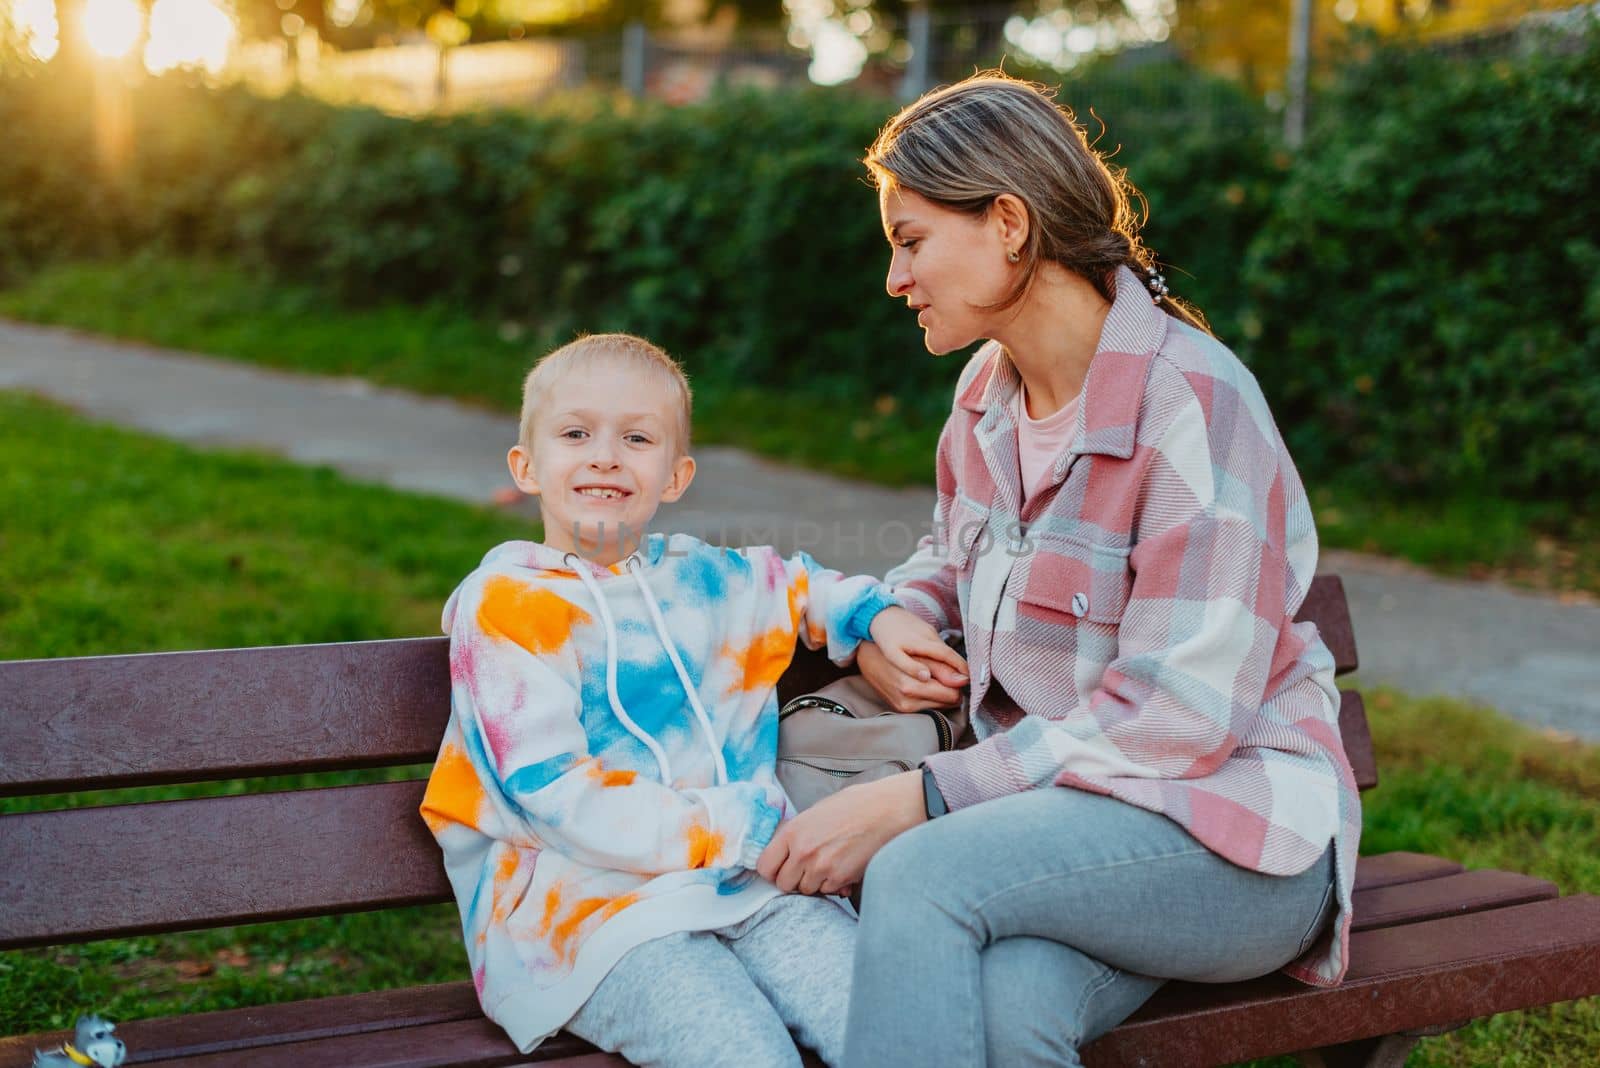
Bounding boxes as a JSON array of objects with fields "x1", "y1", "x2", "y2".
[{"x1": 420, "y1": 334, "x2": 960, "y2": 1067}]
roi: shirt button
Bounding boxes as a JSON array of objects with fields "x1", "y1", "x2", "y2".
[{"x1": 1071, "y1": 592, "x2": 1089, "y2": 617}]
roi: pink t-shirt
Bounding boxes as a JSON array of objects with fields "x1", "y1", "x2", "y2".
[{"x1": 1016, "y1": 384, "x2": 1080, "y2": 504}]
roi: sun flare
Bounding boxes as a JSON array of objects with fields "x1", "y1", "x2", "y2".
[
  {"x1": 83, "y1": 0, "x2": 140, "y2": 58},
  {"x1": 8, "y1": 0, "x2": 238, "y2": 73},
  {"x1": 145, "y1": 0, "x2": 235, "y2": 74}
]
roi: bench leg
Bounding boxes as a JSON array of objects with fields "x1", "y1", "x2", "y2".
[
  {"x1": 1297, "y1": 1035, "x2": 1419, "y2": 1068},
  {"x1": 1298, "y1": 1021, "x2": 1467, "y2": 1068}
]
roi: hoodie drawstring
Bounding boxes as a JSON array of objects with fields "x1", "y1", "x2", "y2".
[
  {"x1": 567, "y1": 554, "x2": 674, "y2": 784},
  {"x1": 627, "y1": 556, "x2": 730, "y2": 787},
  {"x1": 565, "y1": 552, "x2": 729, "y2": 787}
]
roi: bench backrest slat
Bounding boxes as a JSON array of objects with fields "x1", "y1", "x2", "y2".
[
  {"x1": 0, "y1": 576, "x2": 1359, "y2": 799},
  {"x1": 1340, "y1": 691, "x2": 1377, "y2": 791},
  {"x1": 0, "y1": 638, "x2": 450, "y2": 798},
  {"x1": 0, "y1": 575, "x2": 1371, "y2": 947},
  {"x1": 1300, "y1": 575, "x2": 1357, "y2": 675},
  {"x1": 0, "y1": 780, "x2": 447, "y2": 950}
]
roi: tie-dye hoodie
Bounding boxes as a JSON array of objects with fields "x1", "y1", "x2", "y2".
[{"x1": 421, "y1": 531, "x2": 895, "y2": 1053}]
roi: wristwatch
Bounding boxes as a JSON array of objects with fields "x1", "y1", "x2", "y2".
[{"x1": 921, "y1": 763, "x2": 948, "y2": 820}]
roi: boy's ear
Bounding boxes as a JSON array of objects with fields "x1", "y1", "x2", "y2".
[
  {"x1": 659, "y1": 453, "x2": 695, "y2": 504},
  {"x1": 507, "y1": 445, "x2": 540, "y2": 496}
]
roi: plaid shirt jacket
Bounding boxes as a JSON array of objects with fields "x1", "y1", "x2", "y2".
[{"x1": 890, "y1": 267, "x2": 1361, "y2": 986}]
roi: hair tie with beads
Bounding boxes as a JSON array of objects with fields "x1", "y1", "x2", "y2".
[{"x1": 1144, "y1": 265, "x2": 1169, "y2": 305}]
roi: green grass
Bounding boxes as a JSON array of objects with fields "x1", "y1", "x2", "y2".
[
  {"x1": 5, "y1": 255, "x2": 1593, "y2": 595},
  {"x1": 1312, "y1": 486, "x2": 1598, "y2": 598},
  {"x1": 0, "y1": 391, "x2": 539, "y2": 660},
  {"x1": 1253, "y1": 687, "x2": 1600, "y2": 1068},
  {"x1": 0, "y1": 390, "x2": 537, "y2": 1034},
  {"x1": 0, "y1": 393, "x2": 1595, "y2": 1061}
]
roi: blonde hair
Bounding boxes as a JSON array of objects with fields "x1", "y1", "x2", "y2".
[
  {"x1": 518, "y1": 333, "x2": 693, "y2": 455},
  {"x1": 865, "y1": 71, "x2": 1209, "y2": 333}
]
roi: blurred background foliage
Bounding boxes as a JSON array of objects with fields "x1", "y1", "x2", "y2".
[{"x1": 2, "y1": 23, "x2": 1595, "y2": 503}]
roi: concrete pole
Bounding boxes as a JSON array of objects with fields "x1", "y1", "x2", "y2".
[
  {"x1": 622, "y1": 21, "x2": 647, "y2": 99},
  {"x1": 900, "y1": 1, "x2": 931, "y2": 102},
  {"x1": 1285, "y1": 0, "x2": 1312, "y2": 148}
]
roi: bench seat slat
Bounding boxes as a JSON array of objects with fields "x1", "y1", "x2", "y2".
[
  {"x1": 0, "y1": 982, "x2": 617, "y2": 1068},
  {"x1": 1351, "y1": 869, "x2": 1556, "y2": 932},
  {"x1": 0, "y1": 983, "x2": 484, "y2": 1068},
  {"x1": 1354, "y1": 851, "x2": 1464, "y2": 892},
  {"x1": 1082, "y1": 894, "x2": 1600, "y2": 1067},
  {"x1": 0, "y1": 638, "x2": 451, "y2": 799},
  {"x1": 8, "y1": 895, "x2": 1596, "y2": 1068},
  {"x1": 118, "y1": 1019, "x2": 615, "y2": 1068},
  {"x1": 0, "y1": 781, "x2": 448, "y2": 950}
]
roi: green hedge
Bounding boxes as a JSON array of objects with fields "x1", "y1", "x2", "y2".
[
  {"x1": 2, "y1": 34, "x2": 1595, "y2": 501},
  {"x1": 0, "y1": 63, "x2": 1276, "y2": 428},
  {"x1": 1242, "y1": 31, "x2": 1600, "y2": 500}
]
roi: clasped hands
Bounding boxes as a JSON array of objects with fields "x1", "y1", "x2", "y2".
[{"x1": 755, "y1": 606, "x2": 969, "y2": 895}]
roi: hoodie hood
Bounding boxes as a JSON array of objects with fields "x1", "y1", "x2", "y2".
[
  {"x1": 441, "y1": 531, "x2": 722, "y2": 788},
  {"x1": 442, "y1": 532, "x2": 670, "y2": 632}
]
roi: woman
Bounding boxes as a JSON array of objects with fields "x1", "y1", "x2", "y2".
[{"x1": 756, "y1": 73, "x2": 1361, "y2": 1066}]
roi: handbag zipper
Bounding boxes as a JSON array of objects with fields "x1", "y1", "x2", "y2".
[
  {"x1": 778, "y1": 695, "x2": 854, "y2": 721},
  {"x1": 919, "y1": 708, "x2": 954, "y2": 751},
  {"x1": 779, "y1": 695, "x2": 956, "y2": 751},
  {"x1": 779, "y1": 757, "x2": 916, "y2": 776}
]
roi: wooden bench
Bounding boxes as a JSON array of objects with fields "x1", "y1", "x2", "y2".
[{"x1": 3, "y1": 575, "x2": 1598, "y2": 1067}]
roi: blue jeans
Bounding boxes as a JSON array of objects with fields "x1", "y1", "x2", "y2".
[{"x1": 843, "y1": 788, "x2": 1337, "y2": 1068}]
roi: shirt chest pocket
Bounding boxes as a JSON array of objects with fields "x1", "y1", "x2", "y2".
[
  {"x1": 1011, "y1": 536, "x2": 1133, "y2": 647},
  {"x1": 943, "y1": 496, "x2": 994, "y2": 572}
]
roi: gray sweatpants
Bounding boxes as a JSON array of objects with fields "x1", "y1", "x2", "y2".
[{"x1": 565, "y1": 892, "x2": 858, "y2": 1068}]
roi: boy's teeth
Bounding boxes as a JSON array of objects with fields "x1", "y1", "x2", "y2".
[{"x1": 579, "y1": 488, "x2": 625, "y2": 499}]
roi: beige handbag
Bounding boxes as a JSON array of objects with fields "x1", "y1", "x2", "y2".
[{"x1": 776, "y1": 673, "x2": 969, "y2": 812}]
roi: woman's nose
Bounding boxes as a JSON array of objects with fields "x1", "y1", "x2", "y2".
[
  {"x1": 889, "y1": 263, "x2": 915, "y2": 300},
  {"x1": 886, "y1": 252, "x2": 912, "y2": 297}
]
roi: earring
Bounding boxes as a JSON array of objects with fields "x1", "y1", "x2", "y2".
[{"x1": 1007, "y1": 250, "x2": 1020, "y2": 264}]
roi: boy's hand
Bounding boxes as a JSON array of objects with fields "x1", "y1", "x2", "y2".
[{"x1": 867, "y1": 607, "x2": 968, "y2": 691}]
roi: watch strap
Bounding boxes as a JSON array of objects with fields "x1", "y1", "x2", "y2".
[{"x1": 921, "y1": 763, "x2": 949, "y2": 819}]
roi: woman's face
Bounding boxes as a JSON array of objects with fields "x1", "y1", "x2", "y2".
[{"x1": 880, "y1": 185, "x2": 1012, "y2": 355}]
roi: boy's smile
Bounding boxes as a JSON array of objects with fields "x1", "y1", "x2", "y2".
[{"x1": 507, "y1": 363, "x2": 695, "y2": 566}]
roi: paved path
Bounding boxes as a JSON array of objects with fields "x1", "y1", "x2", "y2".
[{"x1": 5, "y1": 319, "x2": 1597, "y2": 738}]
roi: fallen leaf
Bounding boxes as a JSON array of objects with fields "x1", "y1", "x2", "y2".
[{"x1": 215, "y1": 947, "x2": 252, "y2": 968}]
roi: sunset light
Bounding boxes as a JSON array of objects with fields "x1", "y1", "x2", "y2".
[
  {"x1": 11, "y1": 0, "x2": 59, "y2": 61},
  {"x1": 144, "y1": 0, "x2": 235, "y2": 74},
  {"x1": 83, "y1": 0, "x2": 140, "y2": 58},
  {"x1": 8, "y1": 0, "x2": 239, "y2": 74}
]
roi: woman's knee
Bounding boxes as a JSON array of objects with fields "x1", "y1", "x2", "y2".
[
  {"x1": 860, "y1": 819, "x2": 944, "y2": 906},
  {"x1": 981, "y1": 938, "x2": 1164, "y2": 1067}
]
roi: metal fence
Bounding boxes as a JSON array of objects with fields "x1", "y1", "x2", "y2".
[{"x1": 224, "y1": 0, "x2": 1594, "y2": 130}]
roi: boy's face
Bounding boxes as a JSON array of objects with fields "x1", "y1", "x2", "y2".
[{"x1": 507, "y1": 362, "x2": 694, "y2": 566}]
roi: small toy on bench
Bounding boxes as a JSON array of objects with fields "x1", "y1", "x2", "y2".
[{"x1": 30, "y1": 1016, "x2": 125, "y2": 1068}]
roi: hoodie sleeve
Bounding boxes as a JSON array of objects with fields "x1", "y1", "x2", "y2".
[
  {"x1": 433, "y1": 574, "x2": 787, "y2": 875},
  {"x1": 775, "y1": 551, "x2": 898, "y2": 666}
]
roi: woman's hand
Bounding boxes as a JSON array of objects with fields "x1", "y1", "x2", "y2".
[
  {"x1": 757, "y1": 770, "x2": 925, "y2": 895},
  {"x1": 858, "y1": 625, "x2": 968, "y2": 714}
]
